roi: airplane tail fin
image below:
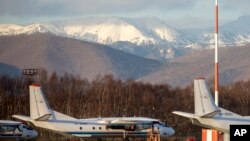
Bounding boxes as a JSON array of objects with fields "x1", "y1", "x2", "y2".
[
  {"x1": 194, "y1": 78, "x2": 220, "y2": 117},
  {"x1": 29, "y1": 84, "x2": 52, "y2": 121},
  {"x1": 14, "y1": 84, "x2": 76, "y2": 121}
]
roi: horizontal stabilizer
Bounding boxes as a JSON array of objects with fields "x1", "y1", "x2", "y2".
[
  {"x1": 172, "y1": 111, "x2": 195, "y2": 119},
  {"x1": 51, "y1": 111, "x2": 76, "y2": 120},
  {"x1": 12, "y1": 115, "x2": 31, "y2": 122},
  {"x1": 36, "y1": 114, "x2": 52, "y2": 121}
]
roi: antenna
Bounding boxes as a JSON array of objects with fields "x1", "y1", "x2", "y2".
[{"x1": 214, "y1": 0, "x2": 219, "y2": 106}]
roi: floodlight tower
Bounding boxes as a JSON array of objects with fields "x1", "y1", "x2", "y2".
[
  {"x1": 214, "y1": 0, "x2": 219, "y2": 106},
  {"x1": 22, "y1": 69, "x2": 38, "y2": 85}
]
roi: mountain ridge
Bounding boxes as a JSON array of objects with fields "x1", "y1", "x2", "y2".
[
  {"x1": 2, "y1": 16, "x2": 250, "y2": 60},
  {"x1": 1, "y1": 34, "x2": 250, "y2": 87},
  {"x1": 0, "y1": 17, "x2": 188, "y2": 60},
  {"x1": 140, "y1": 45, "x2": 250, "y2": 87},
  {"x1": 0, "y1": 33, "x2": 162, "y2": 80},
  {"x1": 0, "y1": 17, "x2": 183, "y2": 45}
]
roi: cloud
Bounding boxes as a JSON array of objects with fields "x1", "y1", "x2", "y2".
[
  {"x1": 221, "y1": 0, "x2": 250, "y2": 15},
  {"x1": 222, "y1": 0, "x2": 249, "y2": 8},
  {"x1": 0, "y1": 0, "x2": 195, "y2": 17},
  {"x1": 1, "y1": 0, "x2": 249, "y2": 26}
]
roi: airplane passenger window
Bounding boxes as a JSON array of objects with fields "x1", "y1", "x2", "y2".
[
  {"x1": 99, "y1": 127, "x2": 102, "y2": 130},
  {"x1": 0, "y1": 125, "x2": 16, "y2": 132},
  {"x1": 80, "y1": 127, "x2": 82, "y2": 130},
  {"x1": 93, "y1": 127, "x2": 95, "y2": 130},
  {"x1": 0, "y1": 126, "x2": 4, "y2": 133}
]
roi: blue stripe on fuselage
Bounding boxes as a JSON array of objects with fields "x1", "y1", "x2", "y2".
[{"x1": 65, "y1": 131, "x2": 148, "y2": 135}]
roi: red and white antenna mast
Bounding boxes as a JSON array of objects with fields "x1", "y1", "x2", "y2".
[{"x1": 214, "y1": 0, "x2": 219, "y2": 106}]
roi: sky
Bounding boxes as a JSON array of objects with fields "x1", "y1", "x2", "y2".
[{"x1": 0, "y1": 0, "x2": 250, "y2": 29}]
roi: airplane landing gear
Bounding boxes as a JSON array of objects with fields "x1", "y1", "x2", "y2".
[{"x1": 123, "y1": 138, "x2": 129, "y2": 141}]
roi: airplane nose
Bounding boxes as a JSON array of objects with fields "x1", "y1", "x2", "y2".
[
  {"x1": 32, "y1": 130, "x2": 38, "y2": 138},
  {"x1": 168, "y1": 128, "x2": 175, "y2": 136}
]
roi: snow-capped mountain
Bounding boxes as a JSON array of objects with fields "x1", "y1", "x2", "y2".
[
  {"x1": 0, "y1": 17, "x2": 188, "y2": 60},
  {"x1": 183, "y1": 15, "x2": 250, "y2": 47},
  {"x1": 0, "y1": 17, "x2": 183, "y2": 45},
  {"x1": 62, "y1": 17, "x2": 183, "y2": 45},
  {"x1": 219, "y1": 15, "x2": 250, "y2": 45},
  {"x1": 0, "y1": 23, "x2": 66, "y2": 36},
  {"x1": 1, "y1": 16, "x2": 250, "y2": 60}
]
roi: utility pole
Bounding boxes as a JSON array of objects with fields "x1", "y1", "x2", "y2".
[{"x1": 214, "y1": 0, "x2": 219, "y2": 106}]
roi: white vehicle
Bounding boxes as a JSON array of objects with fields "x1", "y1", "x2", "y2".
[
  {"x1": 173, "y1": 78, "x2": 250, "y2": 140},
  {"x1": 13, "y1": 84, "x2": 175, "y2": 140},
  {"x1": 0, "y1": 120, "x2": 37, "y2": 139}
]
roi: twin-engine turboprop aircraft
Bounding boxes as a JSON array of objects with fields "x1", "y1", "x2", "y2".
[
  {"x1": 0, "y1": 120, "x2": 37, "y2": 139},
  {"x1": 13, "y1": 84, "x2": 175, "y2": 140}
]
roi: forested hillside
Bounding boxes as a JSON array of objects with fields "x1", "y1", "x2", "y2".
[{"x1": 1, "y1": 70, "x2": 250, "y2": 140}]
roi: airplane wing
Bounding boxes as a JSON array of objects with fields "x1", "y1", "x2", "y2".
[
  {"x1": 96, "y1": 117, "x2": 158, "y2": 124},
  {"x1": 96, "y1": 119, "x2": 140, "y2": 124},
  {"x1": 94, "y1": 117, "x2": 159, "y2": 131},
  {"x1": 0, "y1": 120, "x2": 21, "y2": 125}
]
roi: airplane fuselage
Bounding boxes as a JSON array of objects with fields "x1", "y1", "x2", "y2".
[
  {"x1": 30, "y1": 118, "x2": 174, "y2": 139},
  {"x1": 193, "y1": 116, "x2": 250, "y2": 134}
]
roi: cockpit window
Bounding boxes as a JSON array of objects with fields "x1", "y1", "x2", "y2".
[
  {"x1": 152, "y1": 121, "x2": 169, "y2": 128},
  {"x1": 159, "y1": 122, "x2": 169, "y2": 127},
  {"x1": 21, "y1": 124, "x2": 33, "y2": 130}
]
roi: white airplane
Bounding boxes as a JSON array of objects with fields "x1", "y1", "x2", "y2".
[
  {"x1": 13, "y1": 84, "x2": 175, "y2": 140},
  {"x1": 0, "y1": 120, "x2": 38, "y2": 139},
  {"x1": 173, "y1": 78, "x2": 250, "y2": 140}
]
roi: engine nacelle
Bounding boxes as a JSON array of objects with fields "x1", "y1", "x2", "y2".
[{"x1": 107, "y1": 124, "x2": 137, "y2": 131}]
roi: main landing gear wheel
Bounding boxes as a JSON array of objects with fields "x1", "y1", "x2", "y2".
[{"x1": 123, "y1": 138, "x2": 129, "y2": 141}]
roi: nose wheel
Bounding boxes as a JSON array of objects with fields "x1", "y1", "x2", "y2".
[{"x1": 147, "y1": 125, "x2": 160, "y2": 141}]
